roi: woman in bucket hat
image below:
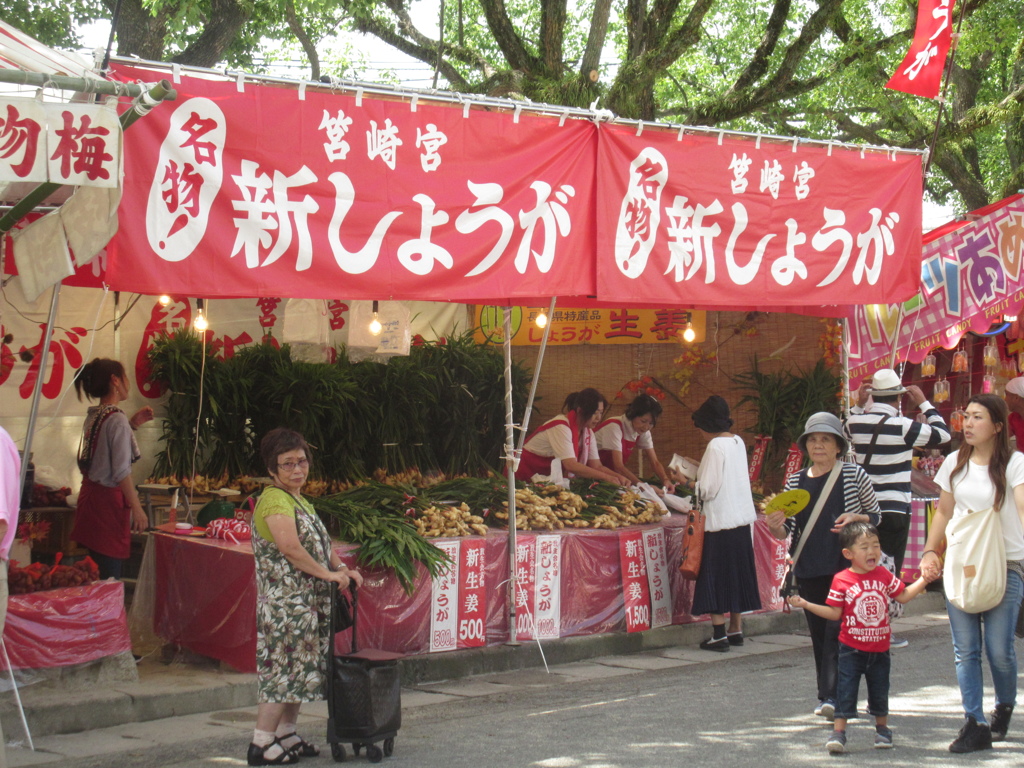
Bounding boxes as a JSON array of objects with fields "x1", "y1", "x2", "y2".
[{"x1": 765, "y1": 412, "x2": 881, "y2": 721}]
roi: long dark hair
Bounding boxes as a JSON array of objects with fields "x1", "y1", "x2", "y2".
[
  {"x1": 562, "y1": 388, "x2": 607, "y2": 423},
  {"x1": 950, "y1": 394, "x2": 1011, "y2": 510},
  {"x1": 74, "y1": 358, "x2": 125, "y2": 401}
]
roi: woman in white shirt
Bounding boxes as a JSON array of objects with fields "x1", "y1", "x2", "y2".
[
  {"x1": 688, "y1": 395, "x2": 761, "y2": 651},
  {"x1": 924, "y1": 394, "x2": 1024, "y2": 753},
  {"x1": 516, "y1": 388, "x2": 629, "y2": 485},
  {"x1": 594, "y1": 394, "x2": 675, "y2": 492}
]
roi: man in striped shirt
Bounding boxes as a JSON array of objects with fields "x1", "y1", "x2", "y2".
[{"x1": 847, "y1": 368, "x2": 950, "y2": 609}]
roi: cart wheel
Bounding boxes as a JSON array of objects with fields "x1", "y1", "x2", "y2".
[
  {"x1": 331, "y1": 742, "x2": 346, "y2": 762},
  {"x1": 383, "y1": 738, "x2": 394, "y2": 757},
  {"x1": 352, "y1": 743, "x2": 362, "y2": 756},
  {"x1": 366, "y1": 744, "x2": 384, "y2": 763}
]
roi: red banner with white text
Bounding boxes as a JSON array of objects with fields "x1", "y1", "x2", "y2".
[
  {"x1": 595, "y1": 125, "x2": 922, "y2": 308},
  {"x1": 107, "y1": 63, "x2": 598, "y2": 302},
  {"x1": 885, "y1": 0, "x2": 954, "y2": 99}
]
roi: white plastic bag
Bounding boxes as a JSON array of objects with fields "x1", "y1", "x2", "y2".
[{"x1": 945, "y1": 507, "x2": 1006, "y2": 614}]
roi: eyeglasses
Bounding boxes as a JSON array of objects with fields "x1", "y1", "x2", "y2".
[{"x1": 278, "y1": 459, "x2": 309, "y2": 472}]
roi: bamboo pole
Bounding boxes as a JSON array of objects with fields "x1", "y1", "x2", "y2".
[{"x1": 502, "y1": 307, "x2": 520, "y2": 645}]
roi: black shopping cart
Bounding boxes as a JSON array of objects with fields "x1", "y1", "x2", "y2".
[{"x1": 326, "y1": 584, "x2": 403, "y2": 763}]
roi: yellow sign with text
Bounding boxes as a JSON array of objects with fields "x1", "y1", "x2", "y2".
[{"x1": 473, "y1": 307, "x2": 706, "y2": 345}]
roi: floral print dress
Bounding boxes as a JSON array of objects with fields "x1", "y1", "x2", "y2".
[{"x1": 253, "y1": 487, "x2": 335, "y2": 703}]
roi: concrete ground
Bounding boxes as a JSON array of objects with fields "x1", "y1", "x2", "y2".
[{"x1": 4, "y1": 592, "x2": 1009, "y2": 767}]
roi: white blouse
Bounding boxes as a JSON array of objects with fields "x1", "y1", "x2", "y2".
[{"x1": 696, "y1": 435, "x2": 757, "y2": 532}]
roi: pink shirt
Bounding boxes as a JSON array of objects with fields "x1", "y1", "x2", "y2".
[{"x1": 0, "y1": 427, "x2": 21, "y2": 560}]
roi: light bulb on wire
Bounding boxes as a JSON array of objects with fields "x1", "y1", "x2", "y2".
[
  {"x1": 193, "y1": 298, "x2": 208, "y2": 332},
  {"x1": 369, "y1": 300, "x2": 383, "y2": 336},
  {"x1": 535, "y1": 310, "x2": 548, "y2": 329},
  {"x1": 158, "y1": 294, "x2": 171, "y2": 306},
  {"x1": 681, "y1": 322, "x2": 696, "y2": 343}
]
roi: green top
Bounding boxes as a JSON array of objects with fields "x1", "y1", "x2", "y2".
[{"x1": 253, "y1": 486, "x2": 314, "y2": 542}]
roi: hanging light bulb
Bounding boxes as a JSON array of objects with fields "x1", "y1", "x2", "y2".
[
  {"x1": 535, "y1": 310, "x2": 548, "y2": 329},
  {"x1": 193, "y1": 298, "x2": 208, "y2": 332},
  {"x1": 369, "y1": 300, "x2": 383, "y2": 336},
  {"x1": 158, "y1": 294, "x2": 172, "y2": 306},
  {"x1": 682, "y1": 321, "x2": 696, "y2": 343}
]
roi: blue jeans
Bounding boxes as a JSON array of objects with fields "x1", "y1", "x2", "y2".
[
  {"x1": 835, "y1": 643, "x2": 891, "y2": 720},
  {"x1": 946, "y1": 569, "x2": 1024, "y2": 723}
]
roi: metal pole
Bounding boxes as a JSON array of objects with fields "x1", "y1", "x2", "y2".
[
  {"x1": 17, "y1": 284, "x2": 60, "y2": 501},
  {"x1": 515, "y1": 297, "x2": 557, "y2": 456},
  {"x1": 502, "y1": 307, "x2": 520, "y2": 645}
]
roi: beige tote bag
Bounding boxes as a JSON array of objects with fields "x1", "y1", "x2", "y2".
[{"x1": 944, "y1": 506, "x2": 1006, "y2": 614}]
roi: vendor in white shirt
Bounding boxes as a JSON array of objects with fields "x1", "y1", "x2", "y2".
[
  {"x1": 516, "y1": 388, "x2": 630, "y2": 485},
  {"x1": 595, "y1": 394, "x2": 675, "y2": 493}
]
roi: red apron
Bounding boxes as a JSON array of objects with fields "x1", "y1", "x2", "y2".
[
  {"x1": 516, "y1": 412, "x2": 582, "y2": 481},
  {"x1": 72, "y1": 477, "x2": 131, "y2": 559},
  {"x1": 596, "y1": 416, "x2": 637, "y2": 468}
]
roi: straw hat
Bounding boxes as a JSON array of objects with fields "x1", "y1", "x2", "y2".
[{"x1": 869, "y1": 368, "x2": 907, "y2": 397}]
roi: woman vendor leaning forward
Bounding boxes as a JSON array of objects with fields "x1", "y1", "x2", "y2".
[
  {"x1": 595, "y1": 393, "x2": 675, "y2": 492},
  {"x1": 71, "y1": 358, "x2": 154, "y2": 579},
  {"x1": 516, "y1": 388, "x2": 630, "y2": 485},
  {"x1": 248, "y1": 428, "x2": 363, "y2": 766}
]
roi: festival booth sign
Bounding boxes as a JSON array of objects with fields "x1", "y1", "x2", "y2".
[
  {"x1": 847, "y1": 194, "x2": 1024, "y2": 389},
  {"x1": 86, "y1": 59, "x2": 924, "y2": 659}
]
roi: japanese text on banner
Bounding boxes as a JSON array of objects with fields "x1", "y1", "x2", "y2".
[
  {"x1": 642, "y1": 527, "x2": 672, "y2": 629},
  {"x1": 619, "y1": 530, "x2": 652, "y2": 632},
  {"x1": 514, "y1": 535, "x2": 538, "y2": 641},
  {"x1": 457, "y1": 539, "x2": 486, "y2": 648},
  {"x1": 533, "y1": 535, "x2": 562, "y2": 640},
  {"x1": 429, "y1": 540, "x2": 460, "y2": 652}
]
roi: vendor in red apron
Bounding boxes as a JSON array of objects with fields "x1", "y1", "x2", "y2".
[
  {"x1": 516, "y1": 388, "x2": 630, "y2": 485},
  {"x1": 71, "y1": 358, "x2": 154, "y2": 580},
  {"x1": 595, "y1": 394, "x2": 675, "y2": 493}
]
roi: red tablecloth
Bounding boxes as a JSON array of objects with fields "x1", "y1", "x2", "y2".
[
  {"x1": 1, "y1": 580, "x2": 131, "y2": 670},
  {"x1": 152, "y1": 517, "x2": 785, "y2": 673}
]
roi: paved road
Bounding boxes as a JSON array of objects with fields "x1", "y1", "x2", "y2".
[{"x1": 11, "y1": 617, "x2": 1024, "y2": 768}]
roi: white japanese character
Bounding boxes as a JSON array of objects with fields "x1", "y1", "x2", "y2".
[
  {"x1": 728, "y1": 153, "x2": 752, "y2": 194},
  {"x1": 723, "y1": 202, "x2": 775, "y2": 286},
  {"x1": 664, "y1": 196, "x2": 723, "y2": 283},
  {"x1": 366, "y1": 118, "x2": 403, "y2": 169},
  {"x1": 515, "y1": 181, "x2": 575, "y2": 274},
  {"x1": 771, "y1": 219, "x2": 808, "y2": 286},
  {"x1": 327, "y1": 171, "x2": 401, "y2": 274},
  {"x1": 459, "y1": 182, "x2": 515, "y2": 276},
  {"x1": 230, "y1": 161, "x2": 320, "y2": 271},
  {"x1": 415, "y1": 123, "x2": 448, "y2": 172},
  {"x1": 320, "y1": 109, "x2": 353, "y2": 161},
  {"x1": 759, "y1": 159, "x2": 785, "y2": 199},
  {"x1": 814, "y1": 208, "x2": 855, "y2": 287},
  {"x1": 793, "y1": 161, "x2": 815, "y2": 200},
  {"x1": 397, "y1": 194, "x2": 453, "y2": 275},
  {"x1": 854, "y1": 209, "x2": 900, "y2": 285}
]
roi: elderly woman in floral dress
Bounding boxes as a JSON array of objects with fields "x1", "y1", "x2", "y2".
[{"x1": 247, "y1": 428, "x2": 363, "y2": 766}]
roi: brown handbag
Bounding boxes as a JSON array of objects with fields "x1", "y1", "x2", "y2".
[{"x1": 678, "y1": 502, "x2": 705, "y2": 580}]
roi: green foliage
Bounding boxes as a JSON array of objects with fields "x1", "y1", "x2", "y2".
[
  {"x1": 731, "y1": 355, "x2": 842, "y2": 488},
  {"x1": 146, "y1": 330, "x2": 531, "y2": 483}
]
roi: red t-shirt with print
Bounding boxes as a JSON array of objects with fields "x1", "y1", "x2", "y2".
[{"x1": 826, "y1": 565, "x2": 905, "y2": 652}]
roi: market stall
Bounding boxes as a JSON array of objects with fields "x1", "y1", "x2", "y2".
[
  {"x1": 2, "y1": 45, "x2": 928, "y2": 666},
  {"x1": 149, "y1": 517, "x2": 786, "y2": 672}
]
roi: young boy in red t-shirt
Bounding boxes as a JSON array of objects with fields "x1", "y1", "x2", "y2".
[{"x1": 789, "y1": 522, "x2": 936, "y2": 753}]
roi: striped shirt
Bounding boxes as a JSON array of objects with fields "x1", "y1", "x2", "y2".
[
  {"x1": 783, "y1": 462, "x2": 881, "y2": 578},
  {"x1": 846, "y1": 402, "x2": 951, "y2": 516}
]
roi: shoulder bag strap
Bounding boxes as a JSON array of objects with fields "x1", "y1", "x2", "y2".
[
  {"x1": 859, "y1": 414, "x2": 890, "y2": 469},
  {"x1": 790, "y1": 461, "x2": 843, "y2": 568}
]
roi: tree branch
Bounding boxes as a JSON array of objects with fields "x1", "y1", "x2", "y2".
[
  {"x1": 728, "y1": 0, "x2": 791, "y2": 93},
  {"x1": 285, "y1": 0, "x2": 321, "y2": 81}
]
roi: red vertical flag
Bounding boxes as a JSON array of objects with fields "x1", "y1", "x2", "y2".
[{"x1": 885, "y1": 0, "x2": 955, "y2": 98}]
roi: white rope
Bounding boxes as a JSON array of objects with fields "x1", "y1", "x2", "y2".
[{"x1": 0, "y1": 638, "x2": 34, "y2": 751}]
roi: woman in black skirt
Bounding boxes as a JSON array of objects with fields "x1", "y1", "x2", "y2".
[{"x1": 689, "y1": 396, "x2": 762, "y2": 651}]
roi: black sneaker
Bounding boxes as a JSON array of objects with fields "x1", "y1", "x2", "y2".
[
  {"x1": 949, "y1": 716, "x2": 993, "y2": 753},
  {"x1": 990, "y1": 703, "x2": 1013, "y2": 742},
  {"x1": 699, "y1": 636, "x2": 730, "y2": 652}
]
